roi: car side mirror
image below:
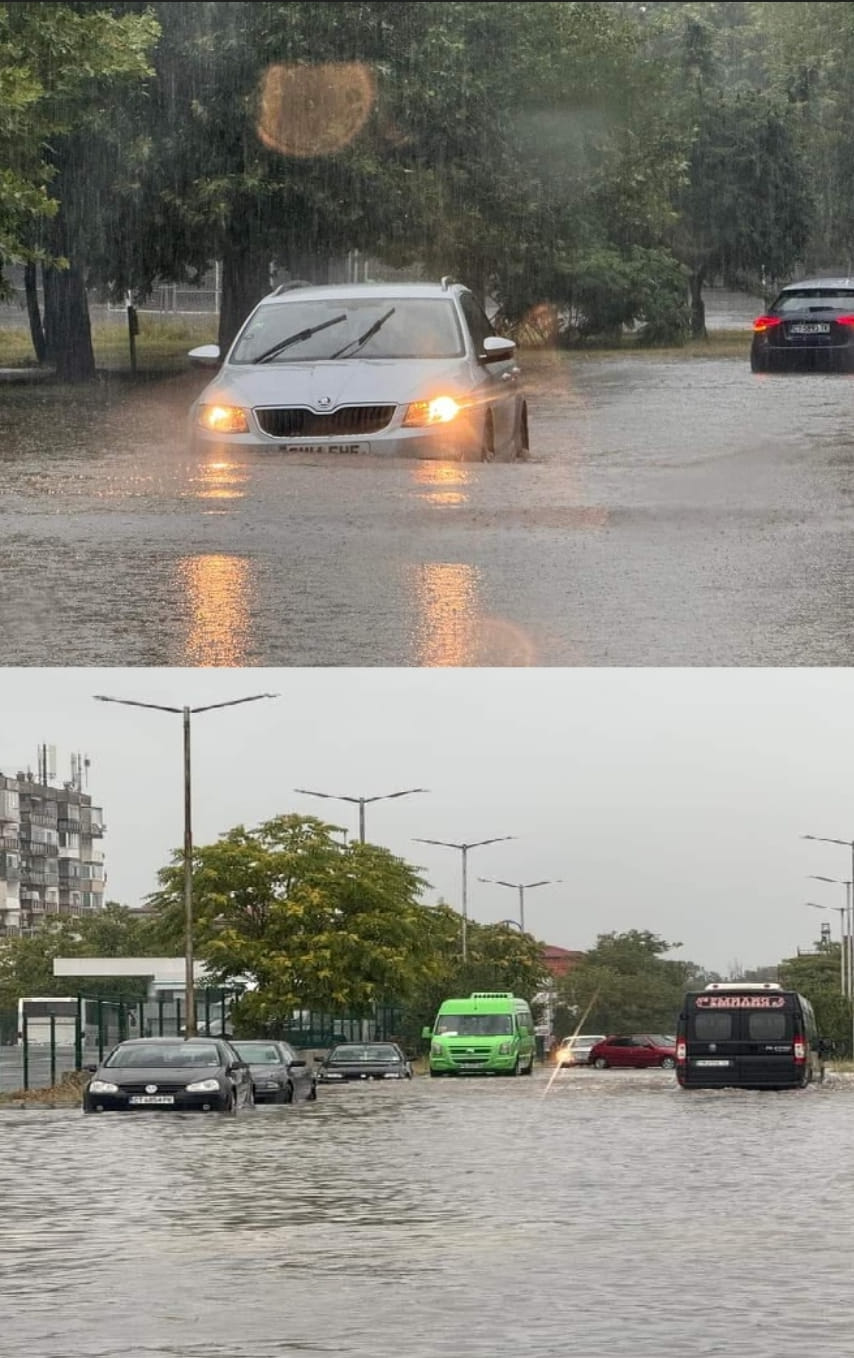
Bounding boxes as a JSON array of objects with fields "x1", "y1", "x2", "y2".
[
  {"x1": 83, "y1": 1063, "x2": 98, "y2": 1073},
  {"x1": 421, "y1": 1026, "x2": 432, "y2": 1040},
  {"x1": 480, "y1": 336, "x2": 516, "y2": 363},
  {"x1": 188, "y1": 343, "x2": 221, "y2": 368},
  {"x1": 289, "y1": 1058, "x2": 307, "y2": 1068}
]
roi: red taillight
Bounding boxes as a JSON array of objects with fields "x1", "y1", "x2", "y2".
[
  {"x1": 836, "y1": 315, "x2": 854, "y2": 326},
  {"x1": 676, "y1": 1039, "x2": 686, "y2": 1063},
  {"x1": 793, "y1": 1038, "x2": 806, "y2": 1063},
  {"x1": 753, "y1": 315, "x2": 783, "y2": 332}
]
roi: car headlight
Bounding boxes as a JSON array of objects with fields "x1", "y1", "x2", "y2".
[
  {"x1": 185, "y1": 1078, "x2": 221, "y2": 1092},
  {"x1": 196, "y1": 403, "x2": 250, "y2": 433},
  {"x1": 431, "y1": 1041, "x2": 444, "y2": 1056},
  {"x1": 88, "y1": 1079, "x2": 119, "y2": 1094},
  {"x1": 402, "y1": 396, "x2": 461, "y2": 427},
  {"x1": 498, "y1": 1042, "x2": 512, "y2": 1054}
]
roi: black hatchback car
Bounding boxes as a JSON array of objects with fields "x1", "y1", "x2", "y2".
[
  {"x1": 751, "y1": 277, "x2": 854, "y2": 371},
  {"x1": 316, "y1": 1042, "x2": 413, "y2": 1083},
  {"x1": 82, "y1": 1036, "x2": 254, "y2": 1113},
  {"x1": 229, "y1": 1039, "x2": 317, "y2": 1103}
]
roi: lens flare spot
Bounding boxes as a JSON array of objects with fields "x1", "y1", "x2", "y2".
[{"x1": 256, "y1": 62, "x2": 376, "y2": 158}]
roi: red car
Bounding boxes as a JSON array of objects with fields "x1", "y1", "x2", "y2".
[{"x1": 588, "y1": 1034, "x2": 676, "y2": 1070}]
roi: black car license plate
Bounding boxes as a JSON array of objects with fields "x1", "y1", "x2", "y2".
[{"x1": 277, "y1": 442, "x2": 370, "y2": 455}]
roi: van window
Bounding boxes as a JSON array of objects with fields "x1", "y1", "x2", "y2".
[
  {"x1": 747, "y1": 1011, "x2": 788, "y2": 1041},
  {"x1": 694, "y1": 1012, "x2": 733, "y2": 1041},
  {"x1": 435, "y1": 1013, "x2": 513, "y2": 1036}
]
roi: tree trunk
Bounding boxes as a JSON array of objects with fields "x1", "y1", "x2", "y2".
[
  {"x1": 689, "y1": 268, "x2": 706, "y2": 339},
  {"x1": 218, "y1": 240, "x2": 272, "y2": 353},
  {"x1": 24, "y1": 262, "x2": 47, "y2": 363},
  {"x1": 43, "y1": 261, "x2": 96, "y2": 383}
]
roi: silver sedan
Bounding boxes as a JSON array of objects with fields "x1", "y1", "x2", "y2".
[{"x1": 188, "y1": 280, "x2": 529, "y2": 462}]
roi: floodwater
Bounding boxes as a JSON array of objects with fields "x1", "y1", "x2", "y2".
[
  {"x1": 4, "y1": 1069, "x2": 854, "y2": 1357},
  {"x1": 6, "y1": 298, "x2": 854, "y2": 665}
]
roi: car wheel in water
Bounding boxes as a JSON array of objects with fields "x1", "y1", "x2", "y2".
[
  {"x1": 480, "y1": 413, "x2": 495, "y2": 463},
  {"x1": 593, "y1": 1058, "x2": 608, "y2": 1069},
  {"x1": 750, "y1": 350, "x2": 769, "y2": 373},
  {"x1": 660, "y1": 1057, "x2": 676, "y2": 1069},
  {"x1": 522, "y1": 1057, "x2": 534, "y2": 1075}
]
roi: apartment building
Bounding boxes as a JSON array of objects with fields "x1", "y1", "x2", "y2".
[{"x1": 0, "y1": 768, "x2": 105, "y2": 934}]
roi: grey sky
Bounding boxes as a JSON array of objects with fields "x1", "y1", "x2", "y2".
[{"x1": 2, "y1": 666, "x2": 852, "y2": 974}]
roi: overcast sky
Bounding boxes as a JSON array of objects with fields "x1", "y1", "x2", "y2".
[{"x1": 3, "y1": 666, "x2": 854, "y2": 974}]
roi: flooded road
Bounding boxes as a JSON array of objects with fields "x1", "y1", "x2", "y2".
[
  {"x1": 4, "y1": 344, "x2": 854, "y2": 666},
  {"x1": 4, "y1": 1070, "x2": 854, "y2": 1357}
]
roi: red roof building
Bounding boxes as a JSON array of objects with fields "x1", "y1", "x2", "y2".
[{"x1": 541, "y1": 944, "x2": 585, "y2": 979}]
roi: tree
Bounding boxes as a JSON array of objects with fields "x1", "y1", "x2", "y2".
[
  {"x1": 779, "y1": 945, "x2": 852, "y2": 1056},
  {"x1": 0, "y1": 2, "x2": 159, "y2": 377},
  {"x1": 555, "y1": 929, "x2": 706, "y2": 1033},
  {"x1": 146, "y1": 813, "x2": 433, "y2": 1031}
]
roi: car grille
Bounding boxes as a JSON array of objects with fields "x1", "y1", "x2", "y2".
[
  {"x1": 118, "y1": 1081, "x2": 192, "y2": 1095},
  {"x1": 255, "y1": 406, "x2": 395, "y2": 438}
]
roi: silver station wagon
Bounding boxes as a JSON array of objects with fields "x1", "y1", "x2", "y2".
[{"x1": 188, "y1": 279, "x2": 529, "y2": 461}]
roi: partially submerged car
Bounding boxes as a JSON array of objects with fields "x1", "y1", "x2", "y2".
[
  {"x1": 188, "y1": 280, "x2": 529, "y2": 462},
  {"x1": 316, "y1": 1042, "x2": 413, "y2": 1082},
  {"x1": 229, "y1": 1039, "x2": 317, "y2": 1103},
  {"x1": 751, "y1": 277, "x2": 854, "y2": 372},
  {"x1": 82, "y1": 1036, "x2": 254, "y2": 1113}
]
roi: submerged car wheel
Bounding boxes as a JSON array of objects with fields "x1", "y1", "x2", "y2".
[
  {"x1": 593, "y1": 1057, "x2": 608, "y2": 1069},
  {"x1": 275, "y1": 1082, "x2": 294, "y2": 1104},
  {"x1": 660, "y1": 1057, "x2": 676, "y2": 1070}
]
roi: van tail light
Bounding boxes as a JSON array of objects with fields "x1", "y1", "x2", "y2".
[
  {"x1": 793, "y1": 1038, "x2": 806, "y2": 1063},
  {"x1": 676, "y1": 1039, "x2": 687, "y2": 1063},
  {"x1": 753, "y1": 316, "x2": 783, "y2": 332}
]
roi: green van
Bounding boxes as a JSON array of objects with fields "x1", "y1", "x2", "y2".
[{"x1": 422, "y1": 992, "x2": 536, "y2": 1076}]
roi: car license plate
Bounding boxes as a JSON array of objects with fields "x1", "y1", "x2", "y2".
[
  {"x1": 277, "y1": 442, "x2": 370, "y2": 455},
  {"x1": 788, "y1": 323, "x2": 830, "y2": 334},
  {"x1": 128, "y1": 1094, "x2": 175, "y2": 1104},
  {"x1": 694, "y1": 1059, "x2": 731, "y2": 1067}
]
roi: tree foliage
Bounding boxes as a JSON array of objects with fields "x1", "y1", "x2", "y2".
[
  {"x1": 555, "y1": 929, "x2": 708, "y2": 1034},
  {"x1": 779, "y1": 944, "x2": 852, "y2": 1056}
]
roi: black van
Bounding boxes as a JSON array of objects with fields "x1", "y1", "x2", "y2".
[{"x1": 676, "y1": 983, "x2": 825, "y2": 1090}]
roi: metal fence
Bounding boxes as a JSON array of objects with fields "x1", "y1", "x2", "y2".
[{"x1": 1, "y1": 995, "x2": 410, "y2": 1092}]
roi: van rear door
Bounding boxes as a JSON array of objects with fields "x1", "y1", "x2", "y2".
[{"x1": 684, "y1": 993, "x2": 800, "y2": 1087}]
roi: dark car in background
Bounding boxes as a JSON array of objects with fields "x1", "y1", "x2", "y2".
[
  {"x1": 316, "y1": 1042, "x2": 413, "y2": 1083},
  {"x1": 751, "y1": 278, "x2": 854, "y2": 371},
  {"x1": 82, "y1": 1036, "x2": 254, "y2": 1113},
  {"x1": 230, "y1": 1039, "x2": 317, "y2": 1103},
  {"x1": 588, "y1": 1035, "x2": 677, "y2": 1070}
]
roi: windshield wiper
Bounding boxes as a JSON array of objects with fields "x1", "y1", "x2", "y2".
[
  {"x1": 330, "y1": 307, "x2": 396, "y2": 359},
  {"x1": 253, "y1": 313, "x2": 347, "y2": 363}
]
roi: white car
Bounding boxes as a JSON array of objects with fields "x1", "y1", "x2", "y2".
[
  {"x1": 555, "y1": 1034, "x2": 607, "y2": 1067},
  {"x1": 188, "y1": 279, "x2": 529, "y2": 462}
]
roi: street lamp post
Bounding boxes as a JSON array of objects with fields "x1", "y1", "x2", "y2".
[
  {"x1": 803, "y1": 834, "x2": 854, "y2": 1055},
  {"x1": 477, "y1": 877, "x2": 562, "y2": 933},
  {"x1": 94, "y1": 691, "x2": 278, "y2": 1036},
  {"x1": 294, "y1": 787, "x2": 428, "y2": 844},
  {"x1": 413, "y1": 835, "x2": 515, "y2": 961},
  {"x1": 805, "y1": 898, "x2": 849, "y2": 995}
]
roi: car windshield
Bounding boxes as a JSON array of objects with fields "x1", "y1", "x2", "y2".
[
  {"x1": 230, "y1": 298, "x2": 464, "y2": 363},
  {"x1": 104, "y1": 1043, "x2": 221, "y2": 1068},
  {"x1": 435, "y1": 1014, "x2": 513, "y2": 1036},
  {"x1": 232, "y1": 1043, "x2": 284, "y2": 1064},
  {"x1": 329, "y1": 1045, "x2": 401, "y2": 1062},
  {"x1": 775, "y1": 290, "x2": 854, "y2": 313}
]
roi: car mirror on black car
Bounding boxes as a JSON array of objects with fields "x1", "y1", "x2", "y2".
[{"x1": 289, "y1": 1058, "x2": 306, "y2": 1067}]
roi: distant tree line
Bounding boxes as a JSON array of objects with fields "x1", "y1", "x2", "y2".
[{"x1": 3, "y1": 2, "x2": 852, "y2": 378}]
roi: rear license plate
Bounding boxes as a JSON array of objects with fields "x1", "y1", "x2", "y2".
[
  {"x1": 128, "y1": 1094, "x2": 175, "y2": 1105},
  {"x1": 788, "y1": 323, "x2": 830, "y2": 334},
  {"x1": 277, "y1": 442, "x2": 370, "y2": 455},
  {"x1": 694, "y1": 1059, "x2": 731, "y2": 1067}
]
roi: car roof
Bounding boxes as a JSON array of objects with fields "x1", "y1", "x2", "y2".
[
  {"x1": 116, "y1": 1036, "x2": 225, "y2": 1044},
  {"x1": 258, "y1": 281, "x2": 468, "y2": 306},
  {"x1": 778, "y1": 277, "x2": 854, "y2": 291}
]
